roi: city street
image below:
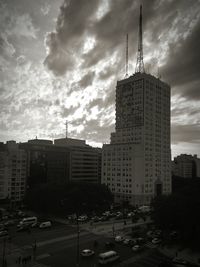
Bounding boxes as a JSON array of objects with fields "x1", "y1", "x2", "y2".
[{"x1": 0, "y1": 219, "x2": 170, "y2": 267}]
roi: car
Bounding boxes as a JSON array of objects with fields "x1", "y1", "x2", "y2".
[
  {"x1": 172, "y1": 257, "x2": 187, "y2": 266},
  {"x1": 17, "y1": 225, "x2": 31, "y2": 232},
  {"x1": 132, "y1": 244, "x2": 143, "y2": 252},
  {"x1": 152, "y1": 237, "x2": 161, "y2": 244},
  {"x1": 91, "y1": 216, "x2": 101, "y2": 222},
  {"x1": 115, "y1": 235, "x2": 124, "y2": 242},
  {"x1": 127, "y1": 212, "x2": 135, "y2": 218},
  {"x1": 39, "y1": 221, "x2": 52, "y2": 229},
  {"x1": 4, "y1": 220, "x2": 15, "y2": 226},
  {"x1": 115, "y1": 213, "x2": 123, "y2": 220},
  {"x1": 31, "y1": 222, "x2": 38, "y2": 228},
  {"x1": 123, "y1": 238, "x2": 135, "y2": 246},
  {"x1": 99, "y1": 215, "x2": 109, "y2": 221},
  {"x1": 78, "y1": 215, "x2": 88, "y2": 222},
  {"x1": 81, "y1": 249, "x2": 95, "y2": 257},
  {"x1": 136, "y1": 237, "x2": 145, "y2": 244},
  {"x1": 0, "y1": 230, "x2": 8, "y2": 237},
  {"x1": 0, "y1": 224, "x2": 6, "y2": 231},
  {"x1": 105, "y1": 241, "x2": 115, "y2": 249}
]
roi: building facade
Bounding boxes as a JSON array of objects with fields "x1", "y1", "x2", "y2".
[
  {"x1": 54, "y1": 138, "x2": 101, "y2": 183},
  {"x1": 20, "y1": 139, "x2": 70, "y2": 188},
  {"x1": 102, "y1": 73, "x2": 171, "y2": 206},
  {"x1": 172, "y1": 154, "x2": 200, "y2": 178},
  {"x1": 0, "y1": 141, "x2": 27, "y2": 204}
]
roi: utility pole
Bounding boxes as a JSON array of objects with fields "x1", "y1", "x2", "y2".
[
  {"x1": 135, "y1": 5, "x2": 145, "y2": 73},
  {"x1": 125, "y1": 34, "x2": 129, "y2": 78}
]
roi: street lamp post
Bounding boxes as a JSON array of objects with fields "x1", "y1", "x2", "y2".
[
  {"x1": 32, "y1": 239, "x2": 37, "y2": 261},
  {"x1": 2, "y1": 237, "x2": 6, "y2": 267},
  {"x1": 76, "y1": 214, "x2": 80, "y2": 267},
  {"x1": 112, "y1": 221, "x2": 115, "y2": 238}
]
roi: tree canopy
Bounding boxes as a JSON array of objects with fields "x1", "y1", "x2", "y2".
[
  {"x1": 151, "y1": 177, "x2": 200, "y2": 246},
  {"x1": 24, "y1": 182, "x2": 113, "y2": 215}
]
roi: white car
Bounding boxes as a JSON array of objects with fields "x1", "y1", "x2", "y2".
[
  {"x1": 132, "y1": 245, "x2": 142, "y2": 252},
  {"x1": 81, "y1": 249, "x2": 95, "y2": 257},
  {"x1": 152, "y1": 237, "x2": 161, "y2": 244},
  {"x1": 115, "y1": 235, "x2": 124, "y2": 242},
  {"x1": 39, "y1": 221, "x2": 52, "y2": 229}
]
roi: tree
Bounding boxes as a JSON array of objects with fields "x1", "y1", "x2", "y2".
[
  {"x1": 24, "y1": 182, "x2": 113, "y2": 215},
  {"x1": 151, "y1": 178, "x2": 200, "y2": 246}
]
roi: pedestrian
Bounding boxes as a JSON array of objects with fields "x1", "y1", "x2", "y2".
[
  {"x1": 93, "y1": 240, "x2": 98, "y2": 248},
  {"x1": 22, "y1": 257, "x2": 25, "y2": 266}
]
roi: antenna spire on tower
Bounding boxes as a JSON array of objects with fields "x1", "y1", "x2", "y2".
[
  {"x1": 135, "y1": 5, "x2": 145, "y2": 73},
  {"x1": 65, "y1": 120, "x2": 68, "y2": 138},
  {"x1": 125, "y1": 34, "x2": 129, "y2": 78}
]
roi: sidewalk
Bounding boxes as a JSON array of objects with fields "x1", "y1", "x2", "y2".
[
  {"x1": 1, "y1": 247, "x2": 50, "y2": 267},
  {"x1": 158, "y1": 245, "x2": 200, "y2": 266}
]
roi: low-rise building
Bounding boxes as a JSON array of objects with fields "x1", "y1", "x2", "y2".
[
  {"x1": 54, "y1": 138, "x2": 101, "y2": 183},
  {"x1": 172, "y1": 154, "x2": 200, "y2": 178}
]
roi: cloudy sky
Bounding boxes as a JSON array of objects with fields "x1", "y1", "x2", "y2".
[{"x1": 0, "y1": 0, "x2": 200, "y2": 158}]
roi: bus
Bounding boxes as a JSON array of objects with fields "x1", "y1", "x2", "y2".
[
  {"x1": 98, "y1": 251, "x2": 120, "y2": 265},
  {"x1": 18, "y1": 216, "x2": 38, "y2": 227}
]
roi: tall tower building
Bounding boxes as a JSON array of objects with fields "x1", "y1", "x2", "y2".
[{"x1": 102, "y1": 6, "x2": 171, "y2": 206}]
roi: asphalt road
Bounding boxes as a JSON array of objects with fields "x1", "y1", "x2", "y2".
[{"x1": 0, "y1": 220, "x2": 170, "y2": 267}]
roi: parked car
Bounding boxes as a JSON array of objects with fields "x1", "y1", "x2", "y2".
[
  {"x1": 152, "y1": 238, "x2": 161, "y2": 244},
  {"x1": 17, "y1": 225, "x2": 31, "y2": 232},
  {"x1": 115, "y1": 235, "x2": 124, "y2": 242},
  {"x1": 115, "y1": 212, "x2": 123, "y2": 220},
  {"x1": 4, "y1": 220, "x2": 15, "y2": 226},
  {"x1": 81, "y1": 249, "x2": 95, "y2": 257},
  {"x1": 39, "y1": 221, "x2": 52, "y2": 229},
  {"x1": 78, "y1": 215, "x2": 88, "y2": 222},
  {"x1": 127, "y1": 212, "x2": 135, "y2": 218},
  {"x1": 132, "y1": 244, "x2": 143, "y2": 252},
  {"x1": 136, "y1": 237, "x2": 145, "y2": 244},
  {"x1": 123, "y1": 238, "x2": 136, "y2": 246},
  {"x1": 105, "y1": 241, "x2": 115, "y2": 249},
  {"x1": 91, "y1": 216, "x2": 101, "y2": 222},
  {"x1": 0, "y1": 230, "x2": 8, "y2": 237},
  {"x1": 172, "y1": 257, "x2": 187, "y2": 266}
]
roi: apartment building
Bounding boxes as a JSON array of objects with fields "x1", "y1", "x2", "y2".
[
  {"x1": 102, "y1": 73, "x2": 171, "y2": 205},
  {"x1": 0, "y1": 141, "x2": 27, "y2": 204}
]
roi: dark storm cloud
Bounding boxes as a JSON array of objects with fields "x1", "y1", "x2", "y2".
[
  {"x1": 98, "y1": 66, "x2": 115, "y2": 80},
  {"x1": 78, "y1": 71, "x2": 95, "y2": 88},
  {"x1": 44, "y1": 0, "x2": 101, "y2": 75},
  {"x1": 161, "y1": 19, "x2": 200, "y2": 100},
  {"x1": 171, "y1": 105, "x2": 200, "y2": 120},
  {"x1": 44, "y1": 0, "x2": 163, "y2": 75},
  {"x1": 172, "y1": 124, "x2": 200, "y2": 144}
]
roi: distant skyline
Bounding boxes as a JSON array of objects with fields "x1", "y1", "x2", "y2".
[{"x1": 0, "y1": 0, "x2": 200, "y2": 158}]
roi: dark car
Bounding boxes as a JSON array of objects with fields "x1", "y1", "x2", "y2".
[
  {"x1": 0, "y1": 230, "x2": 8, "y2": 237},
  {"x1": 17, "y1": 225, "x2": 31, "y2": 232},
  {"x1": 105, "y1": 241, "x2": 115, "y2": 249}
]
